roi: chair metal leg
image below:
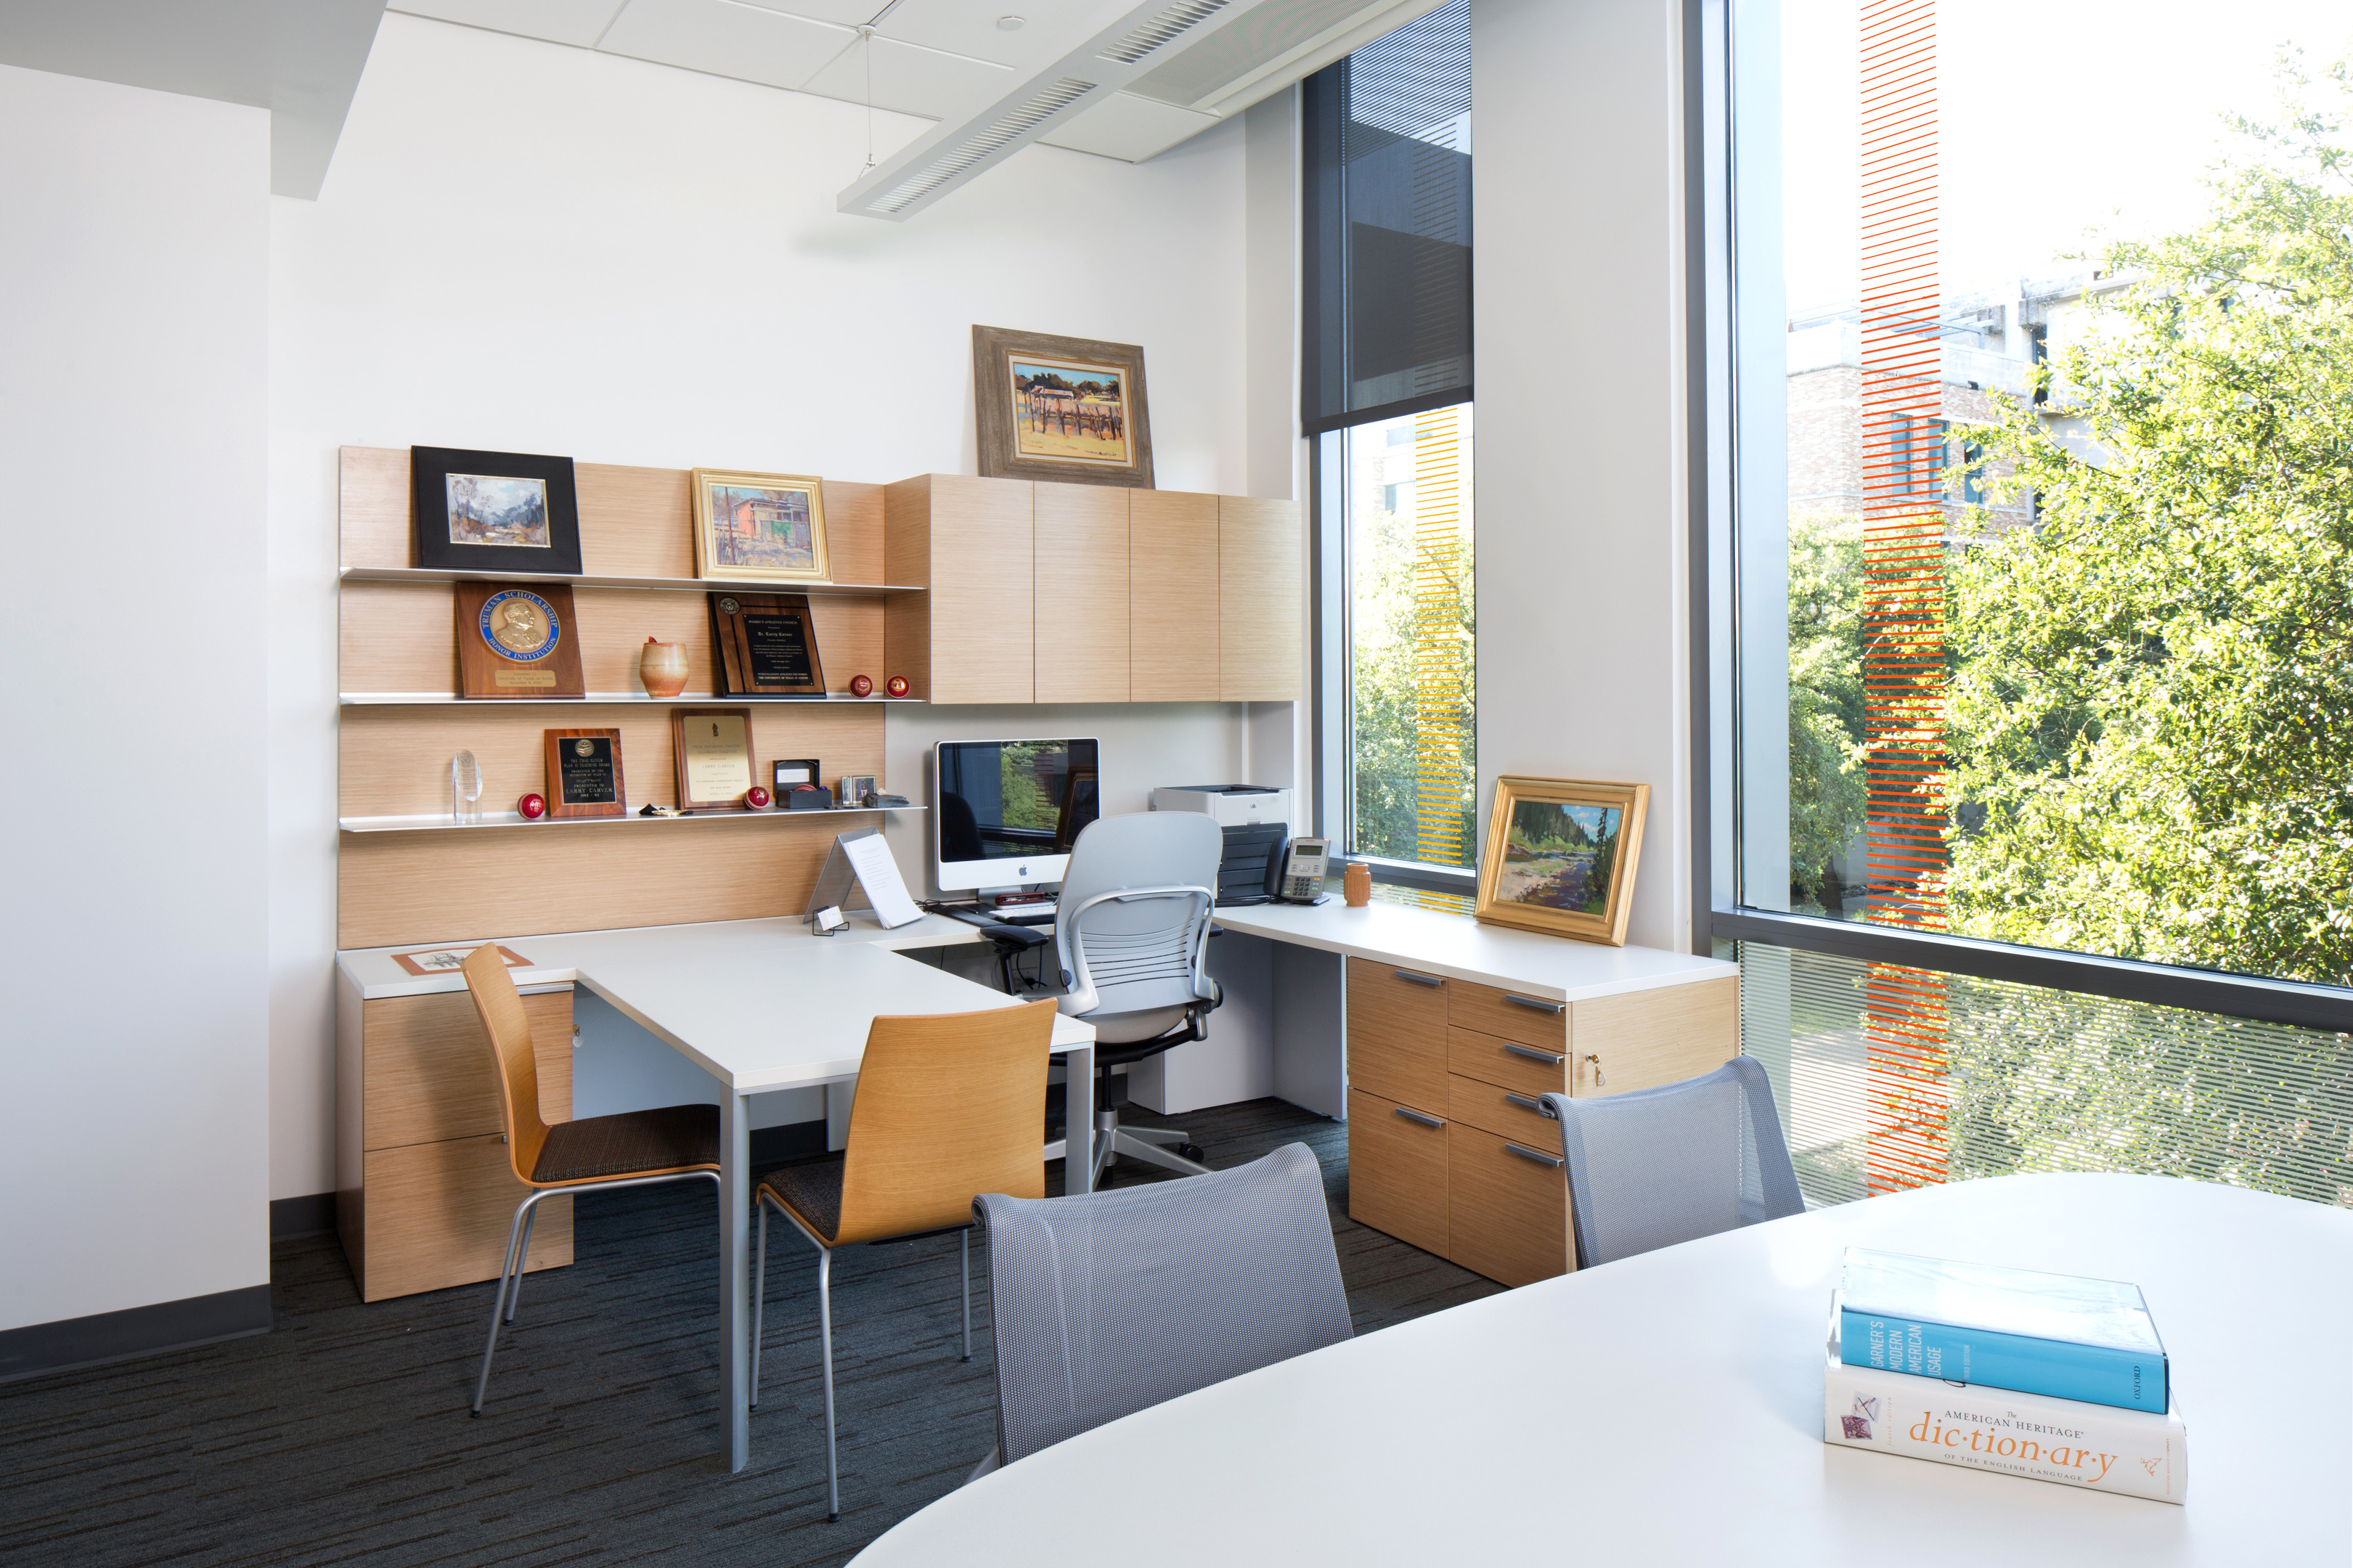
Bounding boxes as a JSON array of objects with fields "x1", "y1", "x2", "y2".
[
  {"x1": 1091, "y1": 1106, "x2": 1116, "y2": 1182},
  {"x1": 1112, "y1": 1127, "x2": 1213, "y2": 1177},
  {"x1": 470, "y1": 1196, "x2": 533, "y2": 1416},
  {"x1": 504, "y1": 1204, "x2": 539, "y2": 1323},
  {"x1": 960, "y1": 1228, "x2": 971, "y2": 1362},
  {"x1": 751, "y1": 1199, "x2": 769, "y2": 1411},
  {"x1": 817, "y1": 1246, "x2": 839, "y2": 1522}
]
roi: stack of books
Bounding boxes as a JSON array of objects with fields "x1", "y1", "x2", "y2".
[{"x1": 1822, "y1": 1248, "x2": 2188, "y2": 1503}]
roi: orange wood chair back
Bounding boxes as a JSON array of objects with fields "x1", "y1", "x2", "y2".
[
  {"x1": 460, "y1": 943, "x2": 551, "y2": 1185},
  {"x1": 833, "y1": 999, "x2": 1059, "y2": 1246}
]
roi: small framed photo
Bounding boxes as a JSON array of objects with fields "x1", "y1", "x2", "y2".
[
  {"x1": 544, "y1": 727, "x2": 626, "y2": 820},
  {"x1": 690, "y1": 469, "x2": 830, "y2": 582},
  {"x1": 673, "y1": 707, "x2": 756, "y2": 811},
  {"x1": 972, "y1": 326, "x2": 1153, "y2": 489},
  {"x1": 410, "y1": 446, "x2": 582, "y2": 576},
  {"x1": 837, "y1": 772, "x2": 877, "y2": 807},
  {"x1": 1474, "y1": 777, "x2": 1650, "y2": 946}
]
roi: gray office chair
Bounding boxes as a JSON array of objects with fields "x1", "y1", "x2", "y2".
[
  {"x1": 968, "y1": 1141, "x2": 1351, "y2": 1471},
  {"x1": 1541, "y1": 1056, "x2": 1804, "y2": 1268},
  {"x1": 1052, "y1": 810, "x2": 1224, "y2": 1180}
]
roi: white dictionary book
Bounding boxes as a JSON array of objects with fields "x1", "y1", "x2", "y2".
[{"x1": 1824, "y1": 1296, "x2": 2187, "y2": 1503}]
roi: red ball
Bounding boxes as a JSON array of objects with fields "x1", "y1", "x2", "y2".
[
  {"x1": 745, "y1": 785, "x2": 772, "y2": 809},
  {"x1": 518, "y1": 793, "x2": 547, "y2": 820},
  {"x1": 848, "y1": 674, "x2": 874, "y2": 698},
  {"x1": 885, "y1": 675, "x2": 910, "y2": 698}
]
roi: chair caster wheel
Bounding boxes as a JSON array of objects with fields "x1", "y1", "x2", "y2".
[{"x1": 1178, "y1": 1144, "x2": 1205, "y2": 1164}]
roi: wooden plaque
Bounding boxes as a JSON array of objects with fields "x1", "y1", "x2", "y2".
[
  {"x1": 672, "y1": 707, "x2": 756, "y2": 811},
  {"x1": 455, "y1": 581, "x2": 586, "y2": 699},
  {"x1": 544, "y1": 728, "x2": 626, "y2": 819},
  {"x1": 710, "y1": 592, "x2": 825, "y2": 696}
]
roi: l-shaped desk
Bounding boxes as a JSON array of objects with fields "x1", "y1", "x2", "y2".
[{"x1": 335, "y1": 899, "x2": 1735, "y2": 1474}]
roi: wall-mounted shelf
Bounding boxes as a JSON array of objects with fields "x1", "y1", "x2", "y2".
[
  {"x1": 337, "y1": 692, "x2": 924, "y2": 706},
  {"x1": 339, "y1": 565, "x2": 926, "y2": 596},
  {"x1": 339, "y1": 805, "x2": 927, "y2": 834}
]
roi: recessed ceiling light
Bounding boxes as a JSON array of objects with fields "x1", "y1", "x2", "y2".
[{"x1": 997, "y1": 15, "x2": 1025, "y2": 28}]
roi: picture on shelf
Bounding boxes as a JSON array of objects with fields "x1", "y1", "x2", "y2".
[
  {"x1": 1474, "y1": 776, "x2": 1649, "y2": 946},
  {"x1": 972, "y1": 325, "x2": 1154, "y2": 489},
  {"x1": 444, "y1": 473, "x2": 550, "y2": 547},
  {"x1": 690, "y1": 469, "x2": 830, "y2": 582},
  {"x1": 409, "y1": 446, "x2": 582, "y2": 575}
]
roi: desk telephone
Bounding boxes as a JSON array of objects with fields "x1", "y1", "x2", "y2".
[{"x1": 1266, "y1": 836, "x2": 1331, "y2": 904}]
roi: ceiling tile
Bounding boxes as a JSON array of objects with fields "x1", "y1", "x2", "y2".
[
  {"x1": 722, "y1": 0, "x2": 879, "y2": 25},
  {"x1": 872, "y1": 0, "x2": 1104, "y2": 70},
  {"x1": 391, "y1": 0, "x2": 629, "y2": 49},
  {"x1": 796, "y1": 32, "x2": 1009, "y2": 121},
  {"x1": 598, "y1": 0, "x2": 853, "y2": 91},
  {"x1": 1036, "y1": 89, "x2": 1220, "y2": 161}
]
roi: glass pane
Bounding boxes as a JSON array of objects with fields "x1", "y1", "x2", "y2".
[
  {"x1": 1345, "y1": 404, "x2": 1475, "y2": 867},
  {"x1": 1742, "y1": 0, "x2": 2353, "y2": 990},
  {"x1": 1738, "y1": 943, "x2": 2353, "y2": 1211}
]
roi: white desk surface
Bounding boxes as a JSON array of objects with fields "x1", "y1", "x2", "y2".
[
  {"x1": 335, "y1": 913, "x2": 1088, "y2": 1093},
  {"x1": 1209, "y1": 899, "x2": 1735, "y2": 1002},
  {"x1": 853, "y1": 1174, "x2": 2352, "y2": 1566}
]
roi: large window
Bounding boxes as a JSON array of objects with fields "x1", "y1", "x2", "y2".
[
  {"x1": 1305, "y1": 0, "x2": 1475, "y2": 888},
  {"x1": 1726, "y1": 0, "x2": 2353, "y2": 1205}
]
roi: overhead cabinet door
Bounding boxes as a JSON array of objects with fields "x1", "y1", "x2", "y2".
[
  {"x1": 1034, "y1": 484, "x2": 1130, "y2": 703},
  {"x1": 1129, "y1": 490, "x2": 1220, "y2": 701},
  {"x1": 1218, "y1": 497, "x2": 1300, "y2": 701},
  {"x1": 927, "y1": 475, "x2": 1033, "y2": 703}
]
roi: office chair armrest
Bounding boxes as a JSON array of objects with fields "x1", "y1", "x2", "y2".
[{"x1": 974, "y1": 922, "x2": 1050, "y2": 952}]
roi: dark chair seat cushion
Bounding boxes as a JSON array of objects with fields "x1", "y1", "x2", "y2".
[
  {"x1": 532, "y1": 1103, "x2": 719, "y2": 1184},
  {"x1": 759, "y1": 1157, "x2": 845, "y2": 1244}
]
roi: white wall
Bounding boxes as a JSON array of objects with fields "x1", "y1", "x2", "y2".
[
  {"x1": 268, "y1": 13, "x2": 1265, "y2": 1198},
  {"x1": 1471, "y1": 0, "x2": 1695, "y2": 952},
  {"x1": 0, "y1": 65, "x2": 271, "y2": 1329}
]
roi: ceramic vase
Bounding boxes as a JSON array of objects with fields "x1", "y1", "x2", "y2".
[{"x1": 639, "y1": 637, "x2": 689, "y2": 698}]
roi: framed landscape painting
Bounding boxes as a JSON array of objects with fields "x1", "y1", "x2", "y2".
[
  {"x1": 972, "y1": 325, "x2": 1154, "y2": 489},
  {"x1": 689, "y1": 469, "x2": 831, "y2": 583},
  {"x1": 410, "y1": 446, "x2": 582, "y2": 576},
  {"x1": 1474, "y1": 776, "x2": 1650, "y2": 946}
]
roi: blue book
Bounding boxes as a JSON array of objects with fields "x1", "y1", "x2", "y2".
[{"x1": 1838, "y1": 1248, "x2": 2169, "y2": 1414}]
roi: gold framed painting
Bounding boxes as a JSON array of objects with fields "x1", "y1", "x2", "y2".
[
  {"x1": 1474, "y1": 777, "x2": 1650, "y2": 946},
  {"x1": 690, "y1": 469, "x2": 830, "y2": 582},
  {"x1": 972, "y1": 325, "x2": 1154, "y2": 489}
]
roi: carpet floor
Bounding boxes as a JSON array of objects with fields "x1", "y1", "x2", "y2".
[{"x1": 0, "y1": 1099, "x2": 1501, "y2": 1568}]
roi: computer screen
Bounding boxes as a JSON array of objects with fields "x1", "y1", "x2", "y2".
[{"x1": 932, "y1": 738, "x2": 1101, "y2": 894}]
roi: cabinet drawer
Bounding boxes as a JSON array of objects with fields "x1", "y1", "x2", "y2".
[
  {"x1": 1570, "y1": 976, "x2": 1740, "y2": 1098},
  {"x1": 1347, "y1": 957, "x2": 1449, "y2": 1111},
  {"x1": 356, "y1": 1134, "x2": 572, "y2": 1303},
  {"x1": 1448, "y1": 1072, "x2": 1564, "y2": 1148},
  {"x1": 363, "y1": 988, "x2": 574, "y2": 1151},
  {"x1": 1448, "y1": 978, "x2": 1570, "y2": 1051},
  {"x1": 1445, "y1": 1122, "x2": 1570, "y2": 1289},
  {"x1": 1448, "y1": 1026, "x2": 1567, "y2": 1098},
  {"x1": 1346, "y1": 1087, "x2": 1448, "y2": 1258}
]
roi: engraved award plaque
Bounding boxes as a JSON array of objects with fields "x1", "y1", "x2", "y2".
[
  {"x1": 456, "y1": 581, "x2": 587, "y2": 699},
  {"x1": 710, "y1": 592, "x2": 825, "y2": 697},
  {"x1": 672, "y1": 707, "x2": 756, "y2": 810},
  {"x1": 544, "y1": 728, "x2": 626, "y2": 818}
]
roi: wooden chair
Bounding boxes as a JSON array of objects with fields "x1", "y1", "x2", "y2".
[
  {"x1": 752, "y1": 997, "x2": 1058, "y2": 1521},
  {"x1": 458, "y1": 943, "x2": 722, "y2": 1416}
]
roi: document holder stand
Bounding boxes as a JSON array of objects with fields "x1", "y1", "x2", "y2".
[{"x1": 804, "y1": 828, "x2": 923, "y2": 930}]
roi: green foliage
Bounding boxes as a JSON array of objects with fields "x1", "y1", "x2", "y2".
[
  {"x1": 1787, "y1": 514, "x2": 1869, "y2": 910},
  {"x1": 1949, "y1": 54, "x2": 2353, "y2": 987},
  {"x1": 1352, "y1": 489, "x2": 1476, "y2": 865}
]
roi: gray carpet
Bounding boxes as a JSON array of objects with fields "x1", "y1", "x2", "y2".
[{"x1": 0, "y1": 1100, "x2": 1500, "y2": 1567}]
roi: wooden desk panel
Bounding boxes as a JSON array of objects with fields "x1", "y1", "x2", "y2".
[{"x1": 362, "y1": 989, "x2": 573, "y2": 1151}]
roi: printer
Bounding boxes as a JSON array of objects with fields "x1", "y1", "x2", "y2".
[{"x1": 1151, "y1": 785, "x2": 1293, "y2": 903}]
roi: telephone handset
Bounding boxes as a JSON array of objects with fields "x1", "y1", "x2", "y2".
[{"x1": 1266, "y1": 835, "x2": 1332, "y2": 904}]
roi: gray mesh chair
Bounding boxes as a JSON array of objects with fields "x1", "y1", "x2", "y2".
[
  {"x1": 1053, "y1": 811, "x2": 1224, "y2": 1181},
  {"x1": 968, "y1": 1141, "x2": 1350, "y2": 1472},
  {"x1": 1541, "y1": 1056, "x2": 1803, "y2": 1267}
]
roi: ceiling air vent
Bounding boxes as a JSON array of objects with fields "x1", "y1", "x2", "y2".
[
  {"x1": 868, "y1": 76, "x2": 1098, "y2": 216},
  {"x1": 1098, "y1": 0, "x2": 1231, "y2": 65}
]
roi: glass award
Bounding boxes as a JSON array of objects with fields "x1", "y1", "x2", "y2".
[{"x1": 452, "y1": 750, "x2": 484, "y2": 825}]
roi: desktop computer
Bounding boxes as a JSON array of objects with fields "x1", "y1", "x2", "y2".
[{"x1": 931, "y1": 738, "x2": 1099, "y2": 918}]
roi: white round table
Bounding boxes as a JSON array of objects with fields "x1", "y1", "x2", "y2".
[{"x1": 852, "y1": 1174, "x2": 2352, "y2": 1564}]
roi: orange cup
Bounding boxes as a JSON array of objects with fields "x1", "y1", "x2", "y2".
[{"x1": 1343, "y1": 862, "x2": 1371, "y2": 907}]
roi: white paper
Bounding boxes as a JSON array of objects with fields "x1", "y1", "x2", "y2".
[{"x1": 844, "y1": 832, "x2": 923, "y2": 928}]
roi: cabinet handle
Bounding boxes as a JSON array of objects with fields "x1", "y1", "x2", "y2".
[
  {"x1": 1391, "y1": 968, "x2": 1443, "y2": 988},
  {"x1": 1503, "y1": 993, "x2": 1565, "y2": 1015},
  {"x1": 1503, "y1": 1092, "x2": 1558, "y2": 1119},
  {"x1": 1392, "y1": 1106, "x2": 1444, "y2": 1129},
  {"x1": 1504, "y1": 1142, "x2": 1564, "y2": 1169},
  {"x1": 1585, "y1": 1053, "x2": 1607, "y2": 1086},
  {"x1": 1503, "y1": 1043, "x2": 1565, "y2": 1066}
]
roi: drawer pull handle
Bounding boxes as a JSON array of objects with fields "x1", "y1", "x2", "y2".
[
  {"x1": 1503, "y1": 1043, "x2": 1565, "y2": 1066},
  {"x1": 1504, "y1": 1142, "x2": 1564, "y2": 1169},
  {"x1": 1586, "y1": 1053, "x2": 1607, "y2": 1086},
  {"x1": 1391, "y1": 968, "x2": 1443, "y2": 988},
  {"x1": 1392, "y1": 1106, "x2": 1444, "y2": 1130},
  {"x1": 1503, "y1": 1092, "x2": 1558, "y2": 1119},
  {"x1": 1503, "y1": 993, "x2": 1565, "y2": 1015}
]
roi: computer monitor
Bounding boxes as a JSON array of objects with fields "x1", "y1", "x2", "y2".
[{"x1": 932, "y1": 738, "x2": 1101, "y2": 894}]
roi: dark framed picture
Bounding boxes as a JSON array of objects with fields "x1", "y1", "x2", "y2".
[
  {"x1": 543, "y1": 728, "x2": 626, "y2": 820},
  {"x1": 972, "y1": 326, "x2": 1153, "y2": 489},
  {"x1": 410, "y1": 446, "x2": 583, "y2": 576}
]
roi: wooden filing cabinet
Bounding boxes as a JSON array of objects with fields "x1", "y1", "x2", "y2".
[
  {"x1": 1345, "y1": 957, "x2": 1740, "y2": 1288},
  {"x1": 337, "y1": 984, "x2": 576, "y2": 1302}
]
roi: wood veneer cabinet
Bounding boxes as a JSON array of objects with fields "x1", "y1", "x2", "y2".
[
  {"x1": 1219, "y1": 497, "x2": 1302, "y2": 701},
  {"x1": 336, "y1": 984, "x2": 576, "y2": 1302},
  {"x1": 1130, "y1": 490, "x2": 1220, "y2": 701},
  {"x1": 1345, "y1": 965, "x2": 1739, "y2": 1288},
  {"x1": 885, "y1": 473, "x2": 1035, "y2": 703},
  {"x1": 1034, "y1": 483, "x2": 1130, "y2": 703}
]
